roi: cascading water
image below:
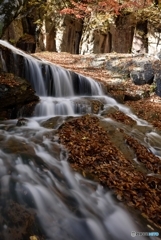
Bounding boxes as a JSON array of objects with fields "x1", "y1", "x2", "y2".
[{"x1": 0, "y1": 40, "x2": 160, "y2": 240}]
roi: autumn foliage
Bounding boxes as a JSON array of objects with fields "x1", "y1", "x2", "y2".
[{"x1": 59, "y1": 0, "x2": 154, "y2": 18}]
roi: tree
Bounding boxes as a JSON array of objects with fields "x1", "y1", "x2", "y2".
[
  {"x1": 27, "y1": 0, "x2": 154, "y2": 19},
  {"x1": 26, "y1": 0, "x2": 159, "y2": 34},
  {"x1": 58, "y1": 0, "x2": 154, "y2": 18}
]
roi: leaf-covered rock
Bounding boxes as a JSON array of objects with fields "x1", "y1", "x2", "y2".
[
  {"x1": 0, "y1": 72, "x2": 39, "y2": 119},
  {"x1": 58, "y1": 114, "x2": 161, "y2": 228}
]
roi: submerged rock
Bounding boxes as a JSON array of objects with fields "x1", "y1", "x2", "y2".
[
  {"x1": 41, "y1": 116, "x2": 64, "y2": 129},
  {"x1": 16, "y1": 118, "x2": 29, "y2": 126},
  {"x1": 0, "y1": 200, "x2": 44, "y2": 240}
]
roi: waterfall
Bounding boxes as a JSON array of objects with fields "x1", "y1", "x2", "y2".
[
  {"x1": 0, "y1": 41, "x2": 159, "y2": 240},
  {"x1": 0, "y1": 40, "x2": 104, "y2": 116}
]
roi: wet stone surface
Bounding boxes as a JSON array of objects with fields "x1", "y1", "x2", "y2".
[
  {"x1": 0, "y1": 200, "x2": 45, "y2": 240},
  {"x1": 0, "y1": 72, "x2": 39, "y2": 119}
]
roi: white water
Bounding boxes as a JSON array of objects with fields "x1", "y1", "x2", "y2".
[
  {"x1": 0, "y1": 121, "x2": 152, "y2": 240},
  {"x1": 0, "y1": 40, "x2": 160, "y2": 239}
]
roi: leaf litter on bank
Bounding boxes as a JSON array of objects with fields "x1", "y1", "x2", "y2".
[{"x1": 57, "y1": 114, "x2": 161, "y2": 229}]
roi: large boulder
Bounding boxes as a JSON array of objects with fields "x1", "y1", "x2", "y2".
[{"x1": 130, "y1": 63, "x2": 154, "y2": 85}]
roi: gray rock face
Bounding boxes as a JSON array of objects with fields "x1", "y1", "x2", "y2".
[
  {"x1": 130, "y1": 63, "x2": 154, "y2": 85},
  {"x1": 154, "y1": 68, "x2": 161, "y2": 97},
  {"x1": 143, "y1": 63, "x2": 154, "y2": 84},
  {"x1": 1, "y1": 4, "x2": 161, "y2": 57},
  {"x1": 130, "y1": 71, "x2": 145, "y2": 85},
  {"x1": 155, "y1": 78, "x2": 161, "y2": 97},
  {"x1": 54, "y1": 15, "x2": 83, "y2": 54}
]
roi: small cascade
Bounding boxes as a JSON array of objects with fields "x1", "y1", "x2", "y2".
[
  {"x1": 34, "y1": 97, "x2": 75, "y2": 116},
  {"x1": 0, "y1": 40, "x2": 104, "y2": 117},
  {"x1": 0, "y1": 41, "x2": 160, "y2": 240},
  {"x1": 0, "y1": 40, "x2": 104, "y2": 98},
  {"x1": 24, "y1": 58, "x2": 47, "y2": 96}
]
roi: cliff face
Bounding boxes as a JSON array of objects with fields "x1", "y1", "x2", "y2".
[{"x1": 2, "y1": 7, "x2": 161, "y2": 55}]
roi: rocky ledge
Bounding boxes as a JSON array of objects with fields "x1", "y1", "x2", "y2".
[
  {"x1": 33, "y1": 51, "x2": 161, "y2": 130},
  {"x1": 0, "y1": 72, "x2": 39, "y2": 119}
]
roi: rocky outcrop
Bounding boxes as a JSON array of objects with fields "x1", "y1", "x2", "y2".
[
  {"x1": 2, "y1": 3, "x2": 37, "y2": 52},
  {"x1": 2, "y1": 6, "x2": 161, "y2": 56},
  {"x1": 0, "y1": 72, "x2": 39, "y2": 119},
  {"x1": 1, "y1": 19, "x2": 24, "y2": 46},
  {"x1": 78, "y1": 13, "x2": 135, "y2": 54},
  {"x1": 0, "y1": 40, "x2": 39, "y2": 119},
  {"x1": 39, "y1": 15, "x2": 83, "y2": 53}
]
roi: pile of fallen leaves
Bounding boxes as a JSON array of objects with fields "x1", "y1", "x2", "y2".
[
  {"x1": 126, "y1": 98, "x2": 161, "y2": 129},
  {"x1": 58, "y1": 114, "x2": 161, "y2": 228},
  {"x1": 0, "y1": 72, "x2": 20, "y2": 87}
]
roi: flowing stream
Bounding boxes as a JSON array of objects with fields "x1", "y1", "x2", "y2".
[{"x1": 0, "y1": 40, "x2": 160, "y2": 240}]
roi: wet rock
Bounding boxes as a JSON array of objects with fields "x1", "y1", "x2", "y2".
[
  {"x1": 72, "y1": 98, "x2": 104, "y2": 114},
  {"x1": 16, "y1": 118, "x2": 29, "y2": 126},
  {"x1": 17, "y1": 101, "x2": 39, "y2": 118},
  {"x1": 2, "y1": 136, "x2": 35, "y2": 155},
  {"x1": 101, "y1": 106, "x2": 119, "y2": 116},
  {"x1": 41, "y1": 116, "x2": 64, "y2": 129},
  {"x1": 0, "y1": 73, "x2": 39, "y2": 119},
  {"x1": 0, "y1": 200, "x2": 44, "y2": 240}
]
